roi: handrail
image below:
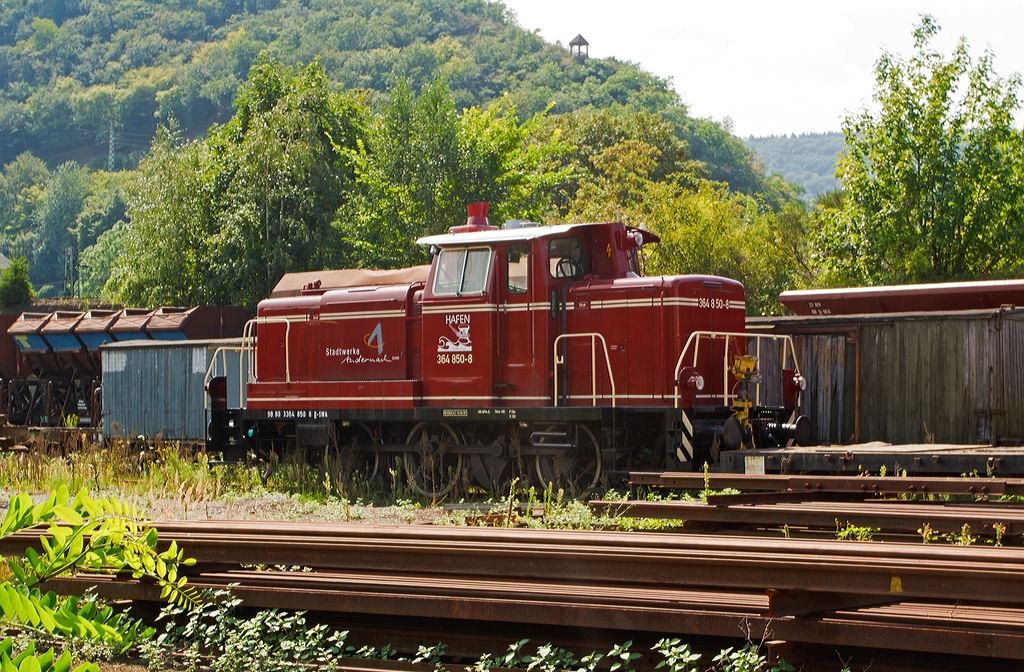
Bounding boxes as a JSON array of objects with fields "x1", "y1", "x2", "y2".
[
  {"x1": 672, "y1": 331, "x2": 802, "y2": 409},
  {"x1": 553, "y1": 332, "x2": 617, "y2": 408},
  {"x1": 203, "y1": 345, "x2": 247, "y2": 410},
  {"x1": 202, "y1": 314, "x2": 310, "y2": 396},
  {"x1": 248, "y1": 315, "x2": 307, "y2": 383}
]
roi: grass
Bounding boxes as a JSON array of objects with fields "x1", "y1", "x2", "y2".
[
  {"x1": 0, "y1": 438, "x2": 431, "y2": 525},
  {"x1": 433, "y1": 481, "x2": 687, "y2": 531},
  {"x1": 0, "y1": 439, "x2": 752, "y2": 533},
  {"x1": 0, "y1": 436, "x2": 250, "y2": 499},
  {"x1": 0, "y1": 434, "x2": 431, "y2": 500}
]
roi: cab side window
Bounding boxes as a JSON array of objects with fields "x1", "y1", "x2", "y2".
[
  {"x1": 433, "y1": 247, "x2": 492, "y2": 296},
  {"x1": 507, "y1": 244, "x2": 530, "y2": 293},
  {"x1": 548, "y1": 237, "x2": 585, "y2": 278}
]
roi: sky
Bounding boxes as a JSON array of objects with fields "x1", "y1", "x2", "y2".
[{"x1": 500, "y1": 1, "x2": 1024, "y2": 138}]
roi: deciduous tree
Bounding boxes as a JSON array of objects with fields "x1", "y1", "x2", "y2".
[
  {"x1": 108, "y1": 58, "x2": 365, "y2": 309},
  {"x1": 814, "y1": 16, "x2": 1024, "y2": 285}
]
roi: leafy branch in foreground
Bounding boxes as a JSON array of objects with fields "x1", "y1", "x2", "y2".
[
  {"x1": 1, "y1": 485, "x2": 200, "y2": 670},
  {"x1": 1, "y1": 636, "x2": 84, "y2": 672}
]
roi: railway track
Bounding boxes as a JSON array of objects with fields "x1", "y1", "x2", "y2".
[{"x1": 6, "y1": 520, "x2": 1024, "y2": 668}]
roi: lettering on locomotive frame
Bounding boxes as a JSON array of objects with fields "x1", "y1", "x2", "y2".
[
  {"x1": 265, "y1": 410, "x2": 328, "y2": 419},
  {"x1": 437, "y1": 313, "x2": 473, "y2": 364}
]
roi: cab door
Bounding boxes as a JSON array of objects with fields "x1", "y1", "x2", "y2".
[
  {"x1": 497, "y1": 243, "x2": 545, "y2": 405},
  {"x1": 545, "y1": 235, "x2": 592, "y2": 406},
  {"x1": 420, "y1": 246, "x2": 497, "y2": 406}
]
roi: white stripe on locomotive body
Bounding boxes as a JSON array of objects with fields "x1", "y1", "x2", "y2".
[
  {"x1": 421, "y1": 304, "x2": 498, "y2": 315},
  {"x1": 255, "y1": 309, "x2": 407, "y2": 323},
  {"x1": 259, "y1": 295, "x2": 742, "y2": 324},
  {"x1": 565, "y1": 394, "x2": 672, "y2": 400},
  {"x1": 499, "y1": 302, "x2": 549, "y2": 313},
  {"x1": 248, "y1": 396, "x2": 418, "y2": 403},
  {"x1": 320, "y1": 310, "x2": 406, "y2": 320},
  {"x1": 399, "y1": 297, "x2": 741, "y2": 316}
]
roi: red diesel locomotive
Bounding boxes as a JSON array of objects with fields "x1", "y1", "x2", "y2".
[{"x1": 206, "y1": 203, "x2": 810, "y2": 495}]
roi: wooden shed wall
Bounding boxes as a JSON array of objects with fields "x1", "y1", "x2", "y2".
[{"x1": 750, "y1": 310, "x2": 1024, "y2": 446}]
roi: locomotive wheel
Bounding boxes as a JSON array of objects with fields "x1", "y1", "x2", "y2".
[
  {"x1": 330, "y1": 421, "x2": 381, "y2": 482},
  {"x1": 534, "y1": 423, "x2": 601, "y2": 493},
  {"x1": 403, "y1": 423, "x2": 464, "y2": 498},
  {"x1": 353, "y1": 422, "x2": 382, "y2": 480},
  {"x1": 469, "y1": 453, "x2": 510, "y2": 492},
  {"x1": 469, "y1": 423, "x2": 526, "y2": 492}
]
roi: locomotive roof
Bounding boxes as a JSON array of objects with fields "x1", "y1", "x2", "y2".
[
  {"x1": 270, "y1": 266, "x2": 431, "y2": 298},
  {"x1": 417, "y1": 222, "x2": 592, "y2": 246}
]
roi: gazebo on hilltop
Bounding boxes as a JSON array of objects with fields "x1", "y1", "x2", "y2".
[{"x1": 569, "y1": 34, "x2": 589, "y2": 59}]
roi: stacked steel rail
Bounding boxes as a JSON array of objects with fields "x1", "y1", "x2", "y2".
[
  {"x1": 5, "y1": 521, "x2": 1024, "y2": 665},
  {"x1": 606, "y1": 472, "x2": 1024, "y2": 538},
  {"x1": 590, "y1": 499, "x2": 1024, "y2": 538},
  {"x1": 628, "y1": 472, "x2": 1024, "y2": 496}
]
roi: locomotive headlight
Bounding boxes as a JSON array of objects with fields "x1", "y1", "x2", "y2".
[
  {"x1": 693, "y1": 374, "x2": 704, "y2": 391},
  {"x1": 796, "y1": 374, "x2": 806, "y2": 390},
  {"x1": 624, "y1": 230, "x2": 644, "y2": 249}
]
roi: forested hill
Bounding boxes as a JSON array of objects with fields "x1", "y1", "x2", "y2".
[
  {"x1": 744, "y1": 132, "x2": 844, "y2": 199},
  {"x1": 0, "y1": 0, "x2": 768, "y2": 193},
  {"x1": 0, "y1": 0, "x2": 816, "y2": 312}
]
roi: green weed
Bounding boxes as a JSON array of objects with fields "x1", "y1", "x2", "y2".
[
  {"x1": 945, "y1": 523, "x2": 976, "y2": 546},
  {"x1": 835, "y1": 520, "x2": 879, "y2": 542},
  {"x1": 917, "y1": 522, "x2": 939, "y2": 544},
  {"x1": 713, "y1": 643, "x2": 794, "y2": 672},
  {"x1": 652, "y1": 638, "x2": 700, "y2": 672}
]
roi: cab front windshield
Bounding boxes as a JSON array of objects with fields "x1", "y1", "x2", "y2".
[{"x1": 433, "y1": 247, "x2": 491, "y2": 296}]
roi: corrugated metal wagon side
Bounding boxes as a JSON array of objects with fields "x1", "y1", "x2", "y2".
[{"x1": 101, "y1": 338, "x2": 245, "y2": 441}]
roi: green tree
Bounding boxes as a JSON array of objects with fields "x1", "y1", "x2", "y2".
[
  {"x1": 31, "y1": 161, "x2": 90, "y2": 288},
  {"x1": 109, "y1": 58, "x2": 365, "y2": 309},
  {"x1": 344, "y1": 78, "x2": 565, "y2": 268},
  {"x1": 0, "y1": 152, "x2": 50, "y2": 241},
  {"x1": 80, "y1": 221, "x2": 129, "y2": 298},
  {"x1": 533, "y1": 107, "x2": 705, "y2": 220},
  {"x1": 346, "y1": 77, "x2": 462, "y2": 268},
  {"x1": 814, "y1": 16, "x2": 1024, "y2": 285},
  {"x1": 643, "y1": 184, "x2": 805, "y2": 316},
  {"x1": 104, "y1": 129, "x2": 213, "y2": 306},
  {"x1": 558, "y1": 113, "x2": 808, "y2": 315},
  {"x1": 0, "y1": 255, "x2": 34, "y2": 305}
]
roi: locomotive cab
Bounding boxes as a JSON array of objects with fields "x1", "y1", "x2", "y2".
[{"x1": 416, "y1": 206, "x2": 660, "y2": 410}]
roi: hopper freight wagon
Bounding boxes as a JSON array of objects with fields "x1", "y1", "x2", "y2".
[
  {"x1": 206, "y1": 204, "x2": 811, "y2": 495},
  {"x1": 5, "y1": 306, "x2": 248, "y2": 426}
]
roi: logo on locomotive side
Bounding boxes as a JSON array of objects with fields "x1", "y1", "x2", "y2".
[
  {"x1": 438, "y1": 313, "x2": 472, "y2": 353},
  {"x1": 364, "y1": 322, "x2": 385, "y2": 354},
  {"x1": 325, "y1": 321, "x2": 401, "y2": 363}
]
